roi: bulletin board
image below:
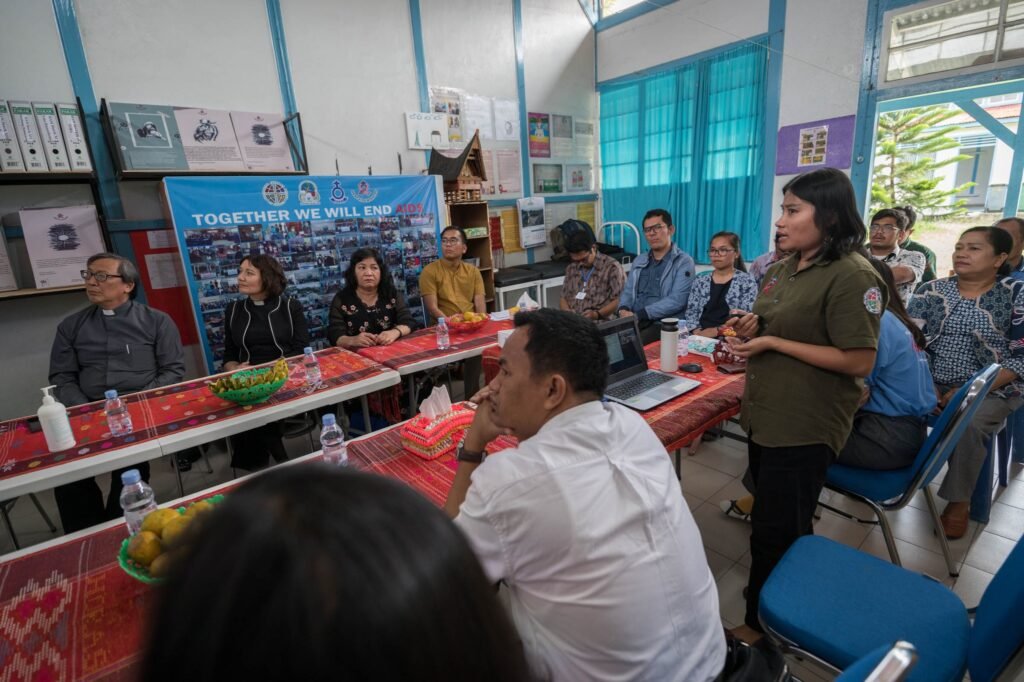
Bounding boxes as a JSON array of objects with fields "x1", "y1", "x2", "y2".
[
  {"x1": 162, "y1": 174, "x2": 444, "y2": 372},
  {"x1": 129, "y1": 229, "x2": 198, "y2": 345}
]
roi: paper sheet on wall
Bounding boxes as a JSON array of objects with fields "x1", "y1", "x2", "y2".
[
  {"x1": 463, "y1": 94, "x2": 494, "y2": 140},
  {"x1": 147, "y1": 229, "x2": 176, "y2": 249},
  {"x1": 480, "y1": 150, "x2": 497, "y2": 195},
  {"x1": 493, "y1": 99, "x2": 520, "y2": 141},
  {"x1": 496, "y1": 149, "x2": 522, "y2": 195},
  {"x1": 528, "y1": 112, "x2": 550, "y2": 158},
  {"x1": 0, "y1": 231, "x2": 17, "y2": 291},
  {"x1": 174, "y1": 107, "x2": 245, "y2": 171},
  {"x1": 230, "y1": 111, "x2": 295, "y2": 172},
  {"x1": 145, "y1": 253, "x2": 186, "y2": 289},
  {"x1": 551, "y1": 114, "x2": 573, "y2": 157},
  {"x1": 574, "y1": 120, "x2": 594, "y2": 158},
  {"x1": 20, "y1": 205, "x2": 105, "y2": 289},
  {"x1": 500, "y1": 207, "x2": 522, "y2": 253},
  {"x1": 544, "y1": 202, "x2": 577, "y2": 232},
  {"x1": 430, "y1": 87, "x2": 464, "y2": 144},
  {"x1": 518, "y1": 197, "x2": 547, "y2": 248},
  {"x1": 405, "y1": 112, "x2": 449, "y2": 150},
  {"x1": 577, "y1": 202, "x2": 597, "y2": 230},
  {"x1": 566, "y1": 164, "x2": 593, "y2": 192}
]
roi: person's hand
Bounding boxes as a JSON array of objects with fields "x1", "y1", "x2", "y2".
[
  {"x1": 858, "y1": 384, "x2": 871, "y2": 408},
  {"x1": 937, "y1": 385, "x2": 959, "y2": 410},
  {"x1": 724, "y1": 335, "x2": 777, "y2": 358},
  {"x1": 694, "y1": 327, "x2": 718, "y2": 338},
  {"x1": 377, "y1": 329, "x2": 402, "y2": 345},
  {"x1": 345, "y1": 333, "x2": 378, "y2": 348},
  {"x1": 582, "y1": 310, "x2": 599, "y2": 321},
  {"x1": 464, "y1": 385, "x2": 511, "y2": 450},
  {"x1": 618, "y1": 309, "x2": 633, "y2": 318},
  {"x1": 724, "y1": 310, "x2": 760, "y2": 338}
]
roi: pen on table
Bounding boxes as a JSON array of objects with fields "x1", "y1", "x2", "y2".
[{"x1": 126, "y1": 344, "x2": 130, "y2": 355}]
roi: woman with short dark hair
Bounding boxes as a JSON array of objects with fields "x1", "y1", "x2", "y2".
[
  {"x1": 724, "y1": 167, "x2": 884, "y2": 642},
  {"x1": 908, "y1": 225, "x2": 1024, "y2": 538},
  {"x1": 142, "y1": 466, "x2": 530, "y2": 682},
  {"x1": 328, "y1": 248, "x2": 415, "y2": 348},
  {"x1": 222, "y1": 254, "x2": 309, "y2": 469}
]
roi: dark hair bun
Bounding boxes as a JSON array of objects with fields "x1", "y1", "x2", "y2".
[{"x1": 900, "y1": 206, "x2": 917, "y2": 229}]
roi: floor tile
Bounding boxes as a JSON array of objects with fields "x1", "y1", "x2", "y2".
[
  {"x1": 685, "y1": 440, "x2": 749, "y2": 478},
  {"x1": 985, "y1": 502, "x2": 1024, "y2": 542},
  {"x1": 952, "y1": 563, "x2": 994, "y2": 608},
  {"x1": 704, "y1": 548, "x2": 734, "y2": 580},
  {"x1": 963, "y1": 530, "x2": 1017, "y2": 574},
  {"x1": 881, "y1": 504, "x2": 976, "y2": 561},
  {"x1": 692, "y1": 501, "x2": 751, "y2": 561},
  {"x1": 716, "y1": 563, "x2": 750, "y2": 628},
  {"x1": 677, "y1": 459, "x2": 735, "y2": 502},
  {"x1": 858, "y1": 529, "x2": 957, "y2": 584},
  {"x1": 813, "y1": 509, "x2": 874, "y2": 550}
]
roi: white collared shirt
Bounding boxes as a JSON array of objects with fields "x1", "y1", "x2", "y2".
[
  {"x1": 872, "y1": 245, "x2": 926, "y2": 304},
  {"x1": 455, "y1": 401, "x2": 725, "y2": 682}
]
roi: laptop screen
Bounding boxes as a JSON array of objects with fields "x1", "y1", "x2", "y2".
[{"x1": 599, "y1": 317, "x2": 647, "y2": 380}]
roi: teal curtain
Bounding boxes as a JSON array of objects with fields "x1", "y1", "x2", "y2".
[{"x1": 600, "y1": 39, "x2": 768, "y2": 262}]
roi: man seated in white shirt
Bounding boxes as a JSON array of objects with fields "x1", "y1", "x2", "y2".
[{"x1": 444, "y1": 309, "x2": 725, "y2": 682}]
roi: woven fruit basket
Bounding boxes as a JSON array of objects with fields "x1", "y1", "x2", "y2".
[
  {"x1": 118, "y1": 495, "x2": 224, "y2": 584},
  {"x1": 447, "y1": 314, "x2": 488, "y2": 334},
  {"x1": 209, "y1": 359, "x2": 289, "y2": 405}
]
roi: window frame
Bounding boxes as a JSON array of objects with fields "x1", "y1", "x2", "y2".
[{"x1": 880, "y1": 0, "x2": 1024, "y2": 89}]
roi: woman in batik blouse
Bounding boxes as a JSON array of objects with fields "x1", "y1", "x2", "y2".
[{"x1": 908, "y1": 226, "x2": 1024, "y2": 539}]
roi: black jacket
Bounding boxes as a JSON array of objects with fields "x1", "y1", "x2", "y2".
[{"x1": 222, "y1": 295, "x2": 309, "y2": 365}]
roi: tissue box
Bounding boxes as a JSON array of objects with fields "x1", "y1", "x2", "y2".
[
  {"x1": 400, "y1": 403, "x2": 476, "y2": 460},
  {"x1": 687, "y1": 336, "x2": 718, "y2": 358}
]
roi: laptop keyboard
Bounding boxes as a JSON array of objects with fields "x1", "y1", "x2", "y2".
[{"x1": 607, "y1": 372, "x2": 675, "y2": 400}]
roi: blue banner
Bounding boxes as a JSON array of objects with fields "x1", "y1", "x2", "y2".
[{"x1": 164, "y1": 175, "x2": 443, "y2": 371}]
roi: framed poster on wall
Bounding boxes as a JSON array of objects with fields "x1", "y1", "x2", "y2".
[{"x1": 163, "y1": 175, "x2": 445, "y2": 372}]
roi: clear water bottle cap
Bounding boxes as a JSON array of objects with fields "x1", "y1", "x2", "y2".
[
  {"x1": 304, "y1": 346, "x2": 313, "y2": 354},
  {"x1": 104, "y1": 389, "x2": 118, "y2": 399},
  {"x1": 121, "y1": 468, "x2": 141, "y2": 485},
  {"x1": 322, "y1": 414, "x2": 336, "y2": 426}
]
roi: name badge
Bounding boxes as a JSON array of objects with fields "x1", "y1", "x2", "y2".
[{"x1": 575, "y1": 291, "x2": 586, "y2": 300}]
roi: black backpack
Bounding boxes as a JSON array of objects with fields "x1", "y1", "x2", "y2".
[{"x1": 550, "y1": 219, "x2": 595, "y2": 262}]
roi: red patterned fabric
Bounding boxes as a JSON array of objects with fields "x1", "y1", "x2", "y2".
[
  {"x1": 483, "y1": 342, "x2": 745, "y2": 451},
  {"x1": 355, "y1": 320, "x2": 513, "y2": 371},
  {"x1": 0, "y1": 349, "x2": 388, "y2": 482}
]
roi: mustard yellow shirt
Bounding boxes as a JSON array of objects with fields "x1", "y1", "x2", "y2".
[{"x1": 419, "y1": 259, "x2": 485, "y2": 318}]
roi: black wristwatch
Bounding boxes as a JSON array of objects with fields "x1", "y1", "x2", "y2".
[{"x1": 456, "y1": 440, "x2": 486, "y2": 464}]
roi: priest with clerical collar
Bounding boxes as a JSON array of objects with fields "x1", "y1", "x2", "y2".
[{"x1": 48, "y1": 252, "x2": 185, "y2": 532}]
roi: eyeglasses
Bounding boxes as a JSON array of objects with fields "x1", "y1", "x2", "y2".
[
  {"x1": 440, "y1": 238, "x2": 463, "y2": 245},
  {"x1": 708, "y1": 248, "x2": 736, "y2": 256},
  {"x1": 80, "y1": 270, "x2": 123, "y2": 283},
  {"x1": 642, "y1": 223, "x2": 668, "y2": 235},
  {"x1": 870, "y1": 224, "x2": 898, "y2": 233}
]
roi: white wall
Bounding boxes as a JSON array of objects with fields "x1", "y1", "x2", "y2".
[
  {"x1": 771, "y1": 0, "x2": 868, "y2": 213},
  {"x1": 596, "y1": 0, "x2": 768, "y2": 83}
]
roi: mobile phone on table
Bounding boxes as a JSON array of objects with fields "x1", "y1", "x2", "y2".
[{"x1": 26, "y1": 416, "x2": 42, "y2": 433}]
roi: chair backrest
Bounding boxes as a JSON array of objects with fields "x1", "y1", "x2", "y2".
[
  {"x1": 898, "y1": 364, "x2": 1000, "y2": 501},
  {"x1": 969, "y1": 533, "x2": 1024, "y2": 682}
]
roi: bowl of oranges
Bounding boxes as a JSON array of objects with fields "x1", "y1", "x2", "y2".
[
  {"x1": 117, "y1": 496, "x2": 223, "y2": 584},
  {"x1": 447, "y1": 312, "x2": 489, "y2": 333}
]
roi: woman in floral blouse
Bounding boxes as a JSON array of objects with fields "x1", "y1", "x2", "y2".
[
  {"x1": 685, "y1": 231, "x2": 758, "y2": 337},
  {"x1": 328, "y1": 248, "x2": 416, "y2": 348},
  {"x1": 908, "y1": 226, "x2": 1024, "y2": 539}
]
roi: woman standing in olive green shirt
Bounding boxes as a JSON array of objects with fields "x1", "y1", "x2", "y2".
[{"x1": 724, "y1": 168, "x2": 884, "y2": 642}]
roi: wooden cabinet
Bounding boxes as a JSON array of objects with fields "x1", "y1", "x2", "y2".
[{"x1": 446, "y1": 200, "x2": 495, "y2": 311}]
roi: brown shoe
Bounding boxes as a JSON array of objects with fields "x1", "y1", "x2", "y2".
[{"x1": 940, "y1": 503, "x2": 970, "y2": 539}]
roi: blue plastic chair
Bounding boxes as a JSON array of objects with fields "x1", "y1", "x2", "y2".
[
  {"x1": 758, "y1": 532, "x2": 1024, "y2": 681},
  {"x1": 819, "y1": 364, "x2": 1000, "y2": 577},
  {"x1": 836, "y1": 643, "x2": 917, "y2": 682}
]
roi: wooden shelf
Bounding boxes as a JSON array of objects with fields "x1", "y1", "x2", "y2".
[{"x1": 0, "y1": 284, "x2": 85, "y2": 300}]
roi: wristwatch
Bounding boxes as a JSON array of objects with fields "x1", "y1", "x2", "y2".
[{"x1": 456, "y1": 439, "x2": 486, "y2": 464}]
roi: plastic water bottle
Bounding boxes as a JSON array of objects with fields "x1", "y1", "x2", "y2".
[
  {"x1": 119, "y1": 469, "x2": 157, "y2": 535},
  {"x1": 320, "y1": 414, "x2": 348, "y2": 466},
  {"x1": 104, "y1": 389, "x2": 133, "y2": 437},
  {"x1": 677, "y1": 319, "x2": 690, "y2": 357},
  {"x1": 436, "y1": 316, "x2": 451, "y2": 350},
  {"x1": 302, "y1": 347, "x2": 321, "y2": 386}
]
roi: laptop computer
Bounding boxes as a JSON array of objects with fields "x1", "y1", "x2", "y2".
[{"x1": 598, "y1": 317, "x2": 701, "y2": 411}]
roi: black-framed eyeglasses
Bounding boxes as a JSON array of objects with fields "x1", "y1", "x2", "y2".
[
  {"x1": 80, "y1": 270, "x2": 123, "y2": 282},
  {"x1": 643, "y1": 223, "x2": 668, "y2": 234},
  {"x1": 708, "y1": 248, "x2": 736, "y2": 256}
]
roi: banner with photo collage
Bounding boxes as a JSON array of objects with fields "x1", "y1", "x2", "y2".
[{"x1": 163, "y1": 175, "x2": 444, "y2": 372}]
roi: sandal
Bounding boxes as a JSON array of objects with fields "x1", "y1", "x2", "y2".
[{"x1": 719, "y1": 499, "x2": 751, "y2": 523}]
